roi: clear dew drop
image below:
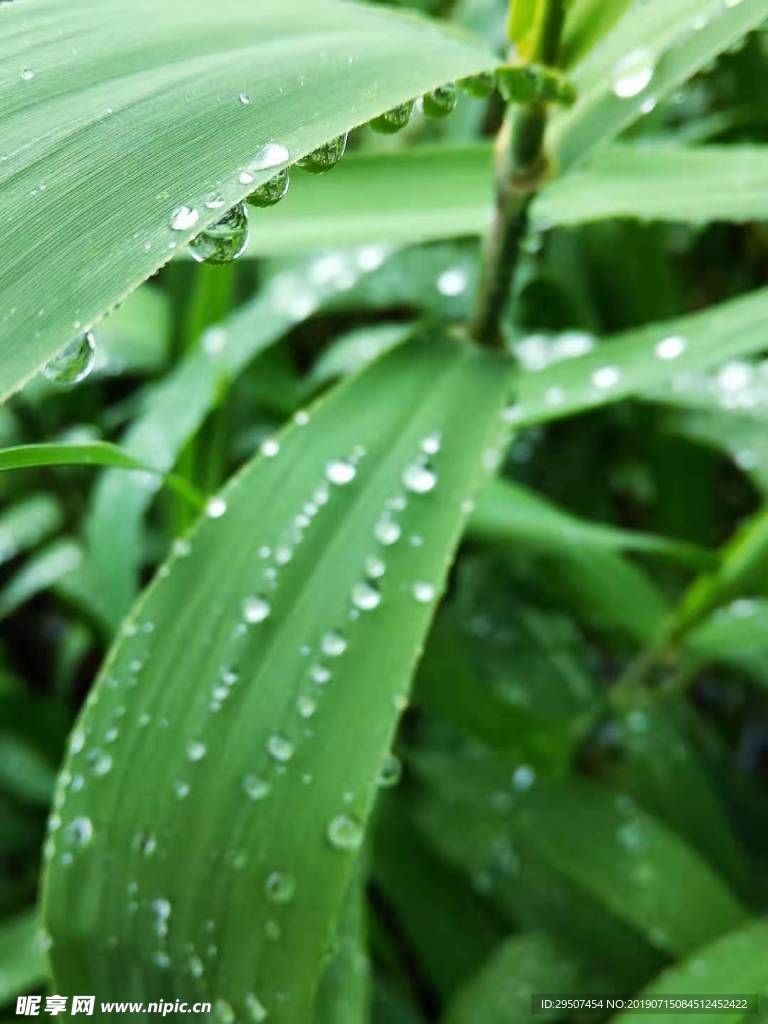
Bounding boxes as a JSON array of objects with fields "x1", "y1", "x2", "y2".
[
  {"x1": 21, "y1": 68, "x2": 35, "y2": 81},
  {"x1": 260, "y1": 438, "x2": 280, "y2": 457},
  {"x1": 250, "y1": 142, "x2": 291, "y2": 172},
  {"x1": 189, "y1": 202, "x2": 249, "y2": 265},
  {"x1": 243, "y1": 774, "x2": 270, "y2": 801},
  {"x1": 297, "y1": 133, "x2": 348, "y2": 174},
  {"x1": 369, "y1": 100, "x2": 414, "y2": 135},
  {"x1": 612, "y1": 48, "x2": 655, "y2": 99},
  {"x1": 267, "y1": 734, "x2": 294, "y2": 763},
  {"x1": 243, "y1": 594, "x2": 271, "y2": 624},
  {"x1": 437, "y1": 268, "x2": 467, "y2": 297},
  {"x1": 592, "y1": 365, "x2": 621, "y2": 390},
  {"x1": 412, "y1": 581, "x2": 436, "y2": 603},
  {"x1": 310, "y1": 663, "x2": 331, "y2": 684},
  {"x1": 327, "y1": 813, "x2": 363, "y2": 851},
  {"x1": 513, "y1": 764, "x2": 536, "y2": 791},
  {"x1": 421, "y1": 82, "x2": 458, "y2": 118},
  {"x1": 170, "y1": 205, "x2": 199, "y2": 231},
  {"x1": 264, "y1": 870, "x2": 295, "y2": 903},
  {"x1": 321, "y1": 630, "x2": 347, "y2": 657},
  {"x1": 239, "y1": 92, "x2": 250, "y2": 105},
  {"x1": 421, "y1": 431, "x2": 442, "y2": 455},
  {"x1": 66, "y1": 816, "x2": 94, "y2": 846},
  {"x1": 206, "y1": 496, "x2": 228, "y2": 519},
  {"x1": 187, "y1": 740, "x2": 206, "y2": 762},
  {"x1": 247, "y1": 168, "x2": 290, "y2": 209},
  {"x1": 365, "y1": 555, "x2": 386, "y2": 579},
  {"x1": 374, "y1": 514, "x2": 401, "y2": 546},
  {"x1": 244, "y1": 994, "x2": 268, "y2": 1022},
  {"x1": 655, "y1": 334, "x2": 687, "y2": 361},
  {"x1": 42, "y1": 332, "x2": 96, "y2": 388},
  {"x1": 297, "y1": 694, "x2": 317, "y2": 719},
  {"x1": 351, "y1": 580, "x2": 381, "y2": 611},
  {"x1": 325, "y1": 459, "x2": 356, "y2": 486},
  {"x1": 402, "y1": 459, "x2": 437, "y2": 494},
  {"x1": 378, "y1": 753, "x2": 402, "y2": 788}
]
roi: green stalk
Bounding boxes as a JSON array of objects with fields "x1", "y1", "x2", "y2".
[
  {"x1": 470, "y1": 0, "x2": 567, "y2": 347},
  {"x1": 611, "y1": 503, "x2": 768, "y2": 709}
]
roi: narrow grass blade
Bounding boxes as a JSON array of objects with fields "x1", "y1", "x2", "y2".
[
  {"x1": 0, "y1": 0, "x2": 497, "y2": 402},
  {"x1": 535, "y1": 145, "x2": 768, "y2": 227},
  {"x1": 0, "y1": 495, "x2": 62, "y2": 568},
  {"x1": 612, "y1": 919, "x2": 768, "y2": 1024},
  {"x1": 0, "y1": 910, "x2": 46, "y2": 1005},
  {"x1": 42, "y1": 334, "x2": 512, "y2": 1021},
  {"x1": 551, "y1": 0, "x2": 768, "y2": 171},
  {"x1": 0, "y1": 540, "x2": 82, "y2": 620}
]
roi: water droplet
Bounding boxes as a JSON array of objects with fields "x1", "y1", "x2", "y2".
[
  {"x1": 655, "y1": 334, "x2": 686, "y2": 360},
  {"x1": 187, "y1": 740, "x2": 206, "y2": 762},
  {"x1": 421, "y1": 82, "x2": 458, "y2": 118},
  {"x1": 365, "y1": 555, "x2": 386, "y2": 579},
  {"x1": 327, "y1": 813, "x2": 363, "y2": 851},
  {"x1": 189, "y1": 202, "x2": 249, "y2": 264},
  {"x1": 244, "y1": 994, "x2": 268, "y2": 1022},
  {"x1": 612, "y1": 48, "x2": 655, "y2": 99},
  {"x1": 321, "y1": 631, "x2": 347, "y2": 657},
  {"x1": 243, "y1": 774, "x2": 269, "y2": 801},
  {"x1": 239, "y1": 92, "x2": 250, "y2": 105},
  {"x1": 206, "y1": 496, "x2": 228, "y2": 518},
  {"x1": 513, "y1": 764, "x2": 535, "y2": 790},
  {"x1": 351, "y1": 581, "x2": 381, "y2": 611},
  {"x1": 325, "y1": 459, "x2": 356, "y2": 486},
  {"x1": 170, "y1": 205, "x2": 199, "y2": 231},
  {"x1": 402, "y1": 459, "x2": 437, "y2": 494},
  {"x1": 267, "y1": 734, "x2": 294, "y2": 763},
  {"x1": 437, "y1": 268, "x2": 467, "y2": 297},
  {"x1": 21, "y1": 68, "x2": 35, "y2": 81},
  {"x1": 378, "y1": 753, "x2": 402, "y2": 788},
  {"x1": 412, "y1": 581, "x2": 436, "y2": 603},
  {"x1": 91, "y1": 751, "x2": 113, "y2": 776},
  {"x1": 250, "y1": 142, "x2": 290, "y2": 171},
  {"x1": 260, "y1": 438, "x2": 280, "y2": 458},
  {"x1": 243, "y1": 595, "x2": 271, "y2": 623},
  {"x1": 66, "y1": 816, "x2": 93, "y2": 846},
  {"x1": 591, "y1": 365, "x2": 621, "y2": 390},
  {"x1": 297, "y1": 133, "x2": 348, "y2": 174},
  {"x1": 264, "y1": 870, "x2": 295, "y2": 903},
  {"x1": 247, "y1": 168, "x2": 290, "y2": 209},
  {"x1": 369, "y1": 100, "x2": 414, "y2": 134},
  {"x1": 297, "y1": 694, "x2": 317, "y2": 719},
  {"x1": 458, "y1": 71, "x2": 495, "y2": 97},
  {"x1": 374, "y1": 514, "x2": 401, "y2": 546},
  {"x1": 43, "y1": 332, "x2": 96, "y2": 387},
  {"x1": 310, "y1": 663, "x2": 331, "y2": 684},
  {"x1": 175, "y1": 780, "x2": 191, "y2": 799}
]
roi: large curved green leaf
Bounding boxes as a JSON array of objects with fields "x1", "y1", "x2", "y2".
[
  {"x1": 42, "y1": 334, "x2": 511, "y2": 1021},
  {"x1": 0, "y1": 0, "x2": 496, "y2": 402}
]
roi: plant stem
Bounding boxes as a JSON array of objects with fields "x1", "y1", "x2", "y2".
[{"x1": 471, "y1": 0, "x2": 567, "y2": 347}]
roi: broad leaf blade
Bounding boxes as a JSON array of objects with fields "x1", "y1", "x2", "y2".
[
  {"x1": 42, "y1": 334, "x2": 511, "y2": 1021},
  {"x1": 0, "y1": 0, "x2": 496, "y2": 401}
]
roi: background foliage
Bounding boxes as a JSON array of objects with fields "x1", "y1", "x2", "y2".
[{"x1": 2, "y1": 0, "x2": 768, "y2": 1021}]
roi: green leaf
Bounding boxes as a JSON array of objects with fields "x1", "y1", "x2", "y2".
[
  {"x1": 688, "y1": 599, "x2": 768, "y2": 689},
  {"x1": 0, "y1": 0, "x2": 497, "y2": 403},
  {"x1": 561, "y1": 0, "x2": 635, "y2": 68},
  {"x1": 245, "y1": 146, "x2": 493, "y2": 257},
  {"x1": 79, "y1": 249, "x2": 383, "y2": 629},
  {"x1": 0, "y1": 495, "x2": 62, "y2": 568},
  {"x1": 314, "y1": 874, "x2": 370, "y2": 1024},
  {"x1": 470, "y1": 477, "x2": 715, "y2": 569},
  {"x1": 612, "y1": 919, "x2": 768, "y2": 1024},
  {"x1": 0, "y1": 910, "x2": 46, "y2": 1005},
  {"x1": 512, "y1": 287, "x2": 768, "y2": 428},
  {"x1": 0, "y1": 540, "x2": 82, "y2": 620},
  {"x1": 444, "y1": 933, "x2": 580, "y2": 1024},
  {"x1": 535, "y1": 145, "x2": 768, "y2": 227},
  {"x1": 550, "y1": 0, "x2": 768, "y2": 171},
  {"x1": 42, "y1": 334, "x2": 511, "y2": 1021}
]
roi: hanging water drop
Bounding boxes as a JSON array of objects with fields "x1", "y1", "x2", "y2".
[
  {"x1": 378, "y1": 753, "x2": 402, "y2": 788},
  {"x1": 458, "y1": 71, "x2": 495, "y2": 97},
  {"x1": 189, "y1": 202, "x2": 249, "y2": 264},
  {"x1": 370, "y1": 101, "x2": 414, "y2": 135},
  {"x1": 612, "y1": 48, "x2": 655, "y2": 99},
  {"x1": 170, "y1": 205, "x2": 199, "y2": 231},
  {"x1": 421, "y1": 83, "x2": 458, "y2": 118},
  {"x1": 43, "y1": 332, "x2": 96, "y2": 387},
  {"x1": 297, "y1": 133, "x2": 348, "y2": 174},
  {"x1": 247, "y1": 168, "x2": 290, "y2": 209},
  {"x1": 327, "y1": 813, "x2": 363, "y2": 851}
]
